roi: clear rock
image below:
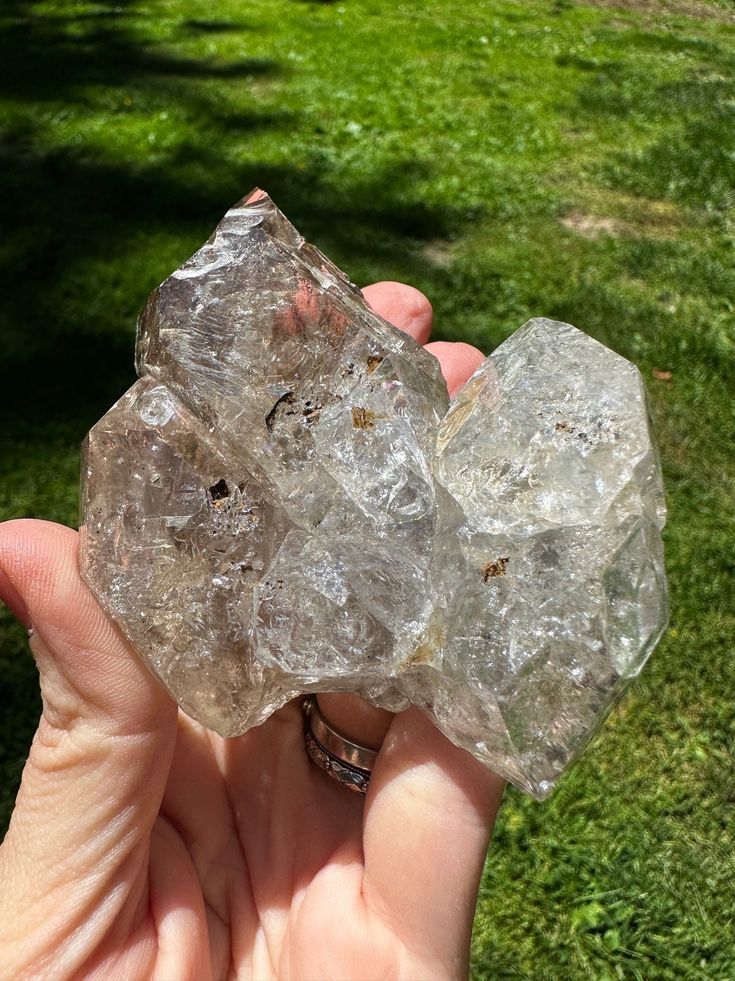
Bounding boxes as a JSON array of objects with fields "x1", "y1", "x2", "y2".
[
  {"x1": 81, "y1": 192, "x2": 668, "y2": 798},
  {"x1": 430, "y1": 319, "x2": 668, "y2": 793}
]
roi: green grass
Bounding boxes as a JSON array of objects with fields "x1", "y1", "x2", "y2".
[{"x1": 1, "y1": 0, "x2": 734, "y2": 975}]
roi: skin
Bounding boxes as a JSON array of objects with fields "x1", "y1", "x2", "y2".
[{"x1": 0, "y1": 282, "x2": 505, "y2": 980}]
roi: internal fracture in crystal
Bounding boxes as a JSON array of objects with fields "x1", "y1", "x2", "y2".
[{"x1": 81, "y1": 190, "x2": 668, "y2": 798}]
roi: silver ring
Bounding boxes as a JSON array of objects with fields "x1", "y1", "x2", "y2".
[{"x1": 303, "y1": 696, "x2": 377, "y2": 795}]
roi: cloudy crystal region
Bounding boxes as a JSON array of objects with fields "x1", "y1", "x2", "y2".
[{"x1": 81, "y1": 191, "x2": 668, "y2": 798}]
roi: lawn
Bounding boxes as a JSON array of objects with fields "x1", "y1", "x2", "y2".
[{"x1": 1, "y1": 0, "x2": 734, "y2": 976}]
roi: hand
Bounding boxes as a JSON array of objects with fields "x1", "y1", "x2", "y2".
[{"x1": 0, "y1": 282, "x2": 504, "y2": 981}]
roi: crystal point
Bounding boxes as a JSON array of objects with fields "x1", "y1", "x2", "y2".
[{"x1": 81, "y1": 192, "x2": 668, "y2": 797}]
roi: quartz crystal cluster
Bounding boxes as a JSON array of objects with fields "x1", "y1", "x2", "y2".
[{"x1": 81, "y1": 190, "x2": 668, "y2": 798}]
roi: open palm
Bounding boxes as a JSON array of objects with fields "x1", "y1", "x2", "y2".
[{"x1": 0, "y1": 283, "x2": 504, "y2": 980}]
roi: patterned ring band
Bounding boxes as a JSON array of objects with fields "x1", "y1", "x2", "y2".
[{"x1": 302, "y1": 696, "x2": 378, "y2": 795}]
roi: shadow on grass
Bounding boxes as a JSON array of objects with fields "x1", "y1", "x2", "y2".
[
  {"x1": 0, "y1": 0, "x2": 469, "y2": 443},
  {"x1": 0, "y1": 137, "x2": 465, "y2": 441},
  {"x1": 0, "y1": 0, "x2": 279, "y2": 104},
  {"x1": 0, "y1": 614, "x2": 41, "y2": 828},
  {"x1": 561, "y1": 35, "x2": 735, "y2": 214},
  {"x1": 181, "y1": 18, "x2": 255, "y2": 34}
]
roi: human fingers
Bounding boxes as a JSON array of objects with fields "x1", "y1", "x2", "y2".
[
  {"x1": 362, "y1": 281, "x2": 434, "y2": 343},
  {"x1": 362, "y1": 709, "x2": 505, "y2": 975},
  {"x1": 425, "y1": 340, "x2": 485, "y2": 397},
  {"x1": 0, "y1": 519, "x2": 177, "y2": 975}
]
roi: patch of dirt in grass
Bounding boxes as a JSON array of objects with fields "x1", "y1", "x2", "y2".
[
  {"x1": 560, "y1": 192, "x2": 682, "y2": 239},
  {"x1": 421, "y1": 238, "x2": 454, "y2": 267},
  {"x1": 561, "y1": 211, "x2": 633, "y2": 238},
  {"x1": 578, "y1": 0, "x2": 735, "y2": 22}
]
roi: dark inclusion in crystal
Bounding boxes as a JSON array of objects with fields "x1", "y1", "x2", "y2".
[{"x1": 81, "y1": 189, "x2": 668, "y2": 798}]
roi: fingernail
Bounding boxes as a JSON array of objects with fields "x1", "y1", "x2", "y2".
[{"x1": 0, "y1": 568, "x2": 31, "y2": 629}]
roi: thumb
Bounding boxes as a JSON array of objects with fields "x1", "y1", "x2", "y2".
[{"x1": 0, "y1": 519, "x2": 176, "y2": 960}]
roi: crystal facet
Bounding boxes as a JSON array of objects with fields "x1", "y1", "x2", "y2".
[{"x1": 81, "y1": 190, "x2": 668, "y2": 797}]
